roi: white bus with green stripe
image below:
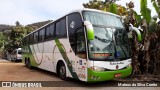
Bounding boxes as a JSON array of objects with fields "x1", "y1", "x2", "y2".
[{"x1": 22, "y1": 8, "x2": 132, "y2": 82}]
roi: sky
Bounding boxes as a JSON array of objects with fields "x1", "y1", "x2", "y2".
[{"x1": 0, "y1": 0, "x2": 157, "y2": 25}]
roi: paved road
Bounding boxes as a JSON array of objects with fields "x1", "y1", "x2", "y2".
[{"x1": 0, "y1": 59, "x2": 159, "y2": 90}]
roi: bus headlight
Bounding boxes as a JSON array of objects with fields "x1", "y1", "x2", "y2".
[{"x1": 90, "y1": 66, "x2": 105, "y2": 71}]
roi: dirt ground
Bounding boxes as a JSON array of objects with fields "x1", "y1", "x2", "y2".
[
  {"x1": 0, "y1": 59, "x2": 61, "y2": 81},
  {"x1": 0, "y1": 59, "x2": 159, "y2": 90}
]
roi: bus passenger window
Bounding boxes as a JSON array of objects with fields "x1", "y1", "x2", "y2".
[
  {"x1": 55, "y1": 18, "x2": 66, "y2": 38},
  {"x1": 29, "y1": 34, "x2": 34, "y2": 44},
  {"x1": 39, "y1": 29, "x2": 44, "y2": 42},
  {"x1": 45, "y1": 23, "x2": 54, "y2": 40},
  {"x1": 34, "y1": 32, "x2": 38, "y2": 43}
]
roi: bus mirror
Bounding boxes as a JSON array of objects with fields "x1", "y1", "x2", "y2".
[{"x1": 83, "y1": 21, "x2": 94, "y2": 40}]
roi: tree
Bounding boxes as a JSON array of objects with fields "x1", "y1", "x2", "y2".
[
  {"x1": 0, "y1": 32, "x2": 7, "y2": 49},
  {"x1": 9, "y1": 21, "x2": 33, "y2": 49},
  {"x1": 15, "y1": 21, "x2": 21, "y2": 26},
  {"x1": 83, "y1": 0, "x2": 127, "y2": 15},
  {"x1": 0, "y1": 32, "x2": 11, "y2": 58}
]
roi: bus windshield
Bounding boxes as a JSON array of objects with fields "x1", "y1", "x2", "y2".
[
  {"x1": 83, "y1": 11, "x2": 131, "y2": 61},
  {"x1": 83, "y1": 11, "x2": 124, "y2": 28}
]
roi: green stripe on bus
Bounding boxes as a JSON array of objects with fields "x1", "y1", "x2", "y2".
[
  {"x1": 87, "y1": 66, "x2": 132, "y2": 82},
  {"x1": 29, "y1": 45, "x2": 39, "y2": 67},
  {"x1": 22, "y1": 46, "x2": 38, "y2": 67},
  {"x1": 55, "y1": 38, "x2": 79, "y2": 80}
]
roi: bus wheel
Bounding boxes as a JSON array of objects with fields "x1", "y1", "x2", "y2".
[
  {"x1": 59, "y1": 62, "x2": 68, "y2": 80},
  {"x1": 26, "y1": 59, "x2": 32, "y2": 69}
]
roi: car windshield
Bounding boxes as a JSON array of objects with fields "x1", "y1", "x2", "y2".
[
  {"x1": 83, "y1": 11, "x2": 131, "y2": 61},
  {"x1": 18, "y1": 50, "x2": 22, "y2": 54}
]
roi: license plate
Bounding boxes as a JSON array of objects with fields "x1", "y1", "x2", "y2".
[{"x1": 114, "y1": 73, "x2": 121, "y2": 78}]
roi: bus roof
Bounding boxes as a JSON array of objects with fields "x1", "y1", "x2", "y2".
[
  {"x1": 23, "y1": 8, "x2": 121, "y2": 38},
  {"x1": 70, "y1": 8, "x2": 120, "y2": 18}
]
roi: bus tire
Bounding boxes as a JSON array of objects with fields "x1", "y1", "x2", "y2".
[
  {"x1": 25, "y1": 58, "x2": 27, "y2": 66},
  {"x1": 26, "y1": 58, "x2": 32, "y2": 69},
  {"x1": 58, "y1": 62, "x2": 68, "y2": 80}
]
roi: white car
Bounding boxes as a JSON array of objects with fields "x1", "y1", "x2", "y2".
[{"x1": 11, "y1": 48, "x2": 22, "y2": 61}]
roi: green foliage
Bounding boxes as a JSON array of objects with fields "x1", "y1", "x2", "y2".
[
  {"x1": 0, "y1": 21, "x2": 33, "y2": 51},
  {"x1": 83, "y1": 0, "x2": 127, "y2": 16},
  {"x1": 153, "y1": 1, "x2": 159, "y2": 14},
  {"x1": 140, "y1": 0, "x2": 151, "y2": 23},
  {"x1": 140, "y1": 0, "x2": 147, "y2": 11},
  {"x1": 0, "y1": 32, "x2": 11, "y2": 53},
  {"x1": 145, "y1": 8, "x2": 151, "y2": 23},
  {"x1": 151, "y1": 0, "x2": 160, "y2": 18},
  {"x1": 0, "y1": 32, "x2": 6, "y2": 48},
  {"x1": 16, "y1": 21, "x2": 20, "y2": 26},
  {"x1": 117, "y1": 5, "x2": 127, "y2": 16},
  {"x1": 0, "y1": 20, "x2": 50, "y2": 52},
  {"x1": 109, "y1": 3, "x2": 117, "y2": 14},
  {"x1": 10, "y1": 22, "x2": 33, "y2": 48},
  {"x1": 133, "y1": 10, "x2": 141, "y2": 27}
]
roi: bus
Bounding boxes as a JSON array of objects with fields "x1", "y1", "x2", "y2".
[
  {"x1": 22, "y1": 8, "x2": 132, "y2": 82},
  {"x1": 11, "y1": 48, "x2": 22, "y2": 61}
]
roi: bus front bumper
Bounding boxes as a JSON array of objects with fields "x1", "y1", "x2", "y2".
[{"x1": 87, "y1": 66, "x2": 132, "y2": 82}]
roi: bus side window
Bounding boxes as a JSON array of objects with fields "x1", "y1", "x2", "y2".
[
  {"x1": 34, "y1": 32, "x2": 38, "y2": 43},
  {"x1": 49, "y1": 24, "x2": 54, "y2": 38},
  {"x1": 22, "y1": 38, "x2": 25, "y2": 46},
  {"x1": 55, "y1": 17, "x2": 66, "y2": 38},
  {"x1": 45, "y1": 23, "x2": 54, "y2": 40},
  {"x1": 29, "y1": 34, "x2": 34, "y2": 44},
  {"x1": 39, "y1": 28, "x2": 44, "y2": 42},
  {"x1": 26, "y1": 36, "x2": 29, "y2": 45}
]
